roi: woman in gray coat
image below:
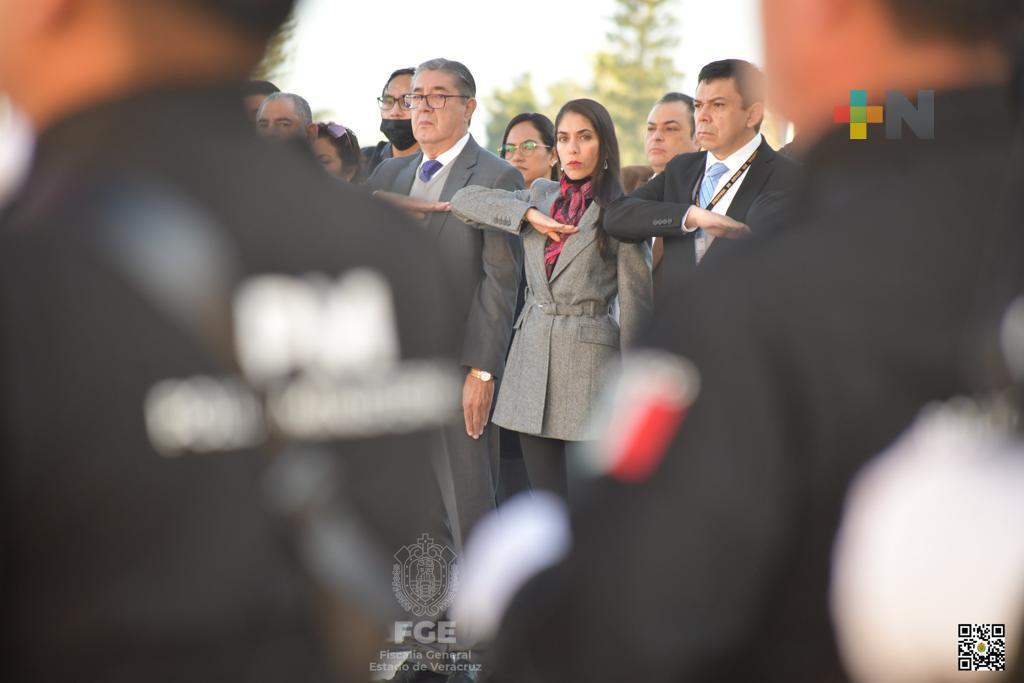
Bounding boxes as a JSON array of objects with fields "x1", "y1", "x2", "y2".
[{"x1": 448, "y1": 99, "x2": 653, "y2": 498}]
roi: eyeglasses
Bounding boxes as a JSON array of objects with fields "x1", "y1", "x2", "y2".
[
  {"x1": 402, "y1": 94, "x2": 470, "y2": 110},
  {"x1": 500, "y1": 140, "x2": 550, "y2": 157},
  {"x1": 377, "y1": 95, "x2": 407, "y2": 111}
]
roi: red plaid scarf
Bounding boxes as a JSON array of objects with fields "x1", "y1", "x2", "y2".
[{"x1": 544, "y1": 175, "x2": 594, "y2": 279}]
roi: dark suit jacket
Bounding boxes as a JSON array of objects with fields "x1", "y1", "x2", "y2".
[
  {"x1": 359, "y1": 140, "x2": 392, "y2": 182},
  {"x1": 368, "y1": 136, "x2": 524, "y2": 377},
  {"x1": 605, "y1": 138, "x2": 802, "y2": 286},
  {"x1": 493, "y1": 85, "x2": 1021, "y2": 683}
]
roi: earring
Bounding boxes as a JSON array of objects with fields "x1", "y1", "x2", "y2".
[{"x1": 603, "y1": 160, "x2": 609, "y2": 170}]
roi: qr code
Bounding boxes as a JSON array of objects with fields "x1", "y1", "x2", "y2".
[{"x1": 958, "y1": 624, "x2": 1006, "y2": 671}]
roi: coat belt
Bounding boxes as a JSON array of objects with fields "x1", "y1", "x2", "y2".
[{"x1": 532, "y1": 301, "x2": 606, "y2": 316}]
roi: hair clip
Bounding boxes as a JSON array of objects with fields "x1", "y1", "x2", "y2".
[{"x1": 325, "y1": 122, "x2": 348, "y2": 139}]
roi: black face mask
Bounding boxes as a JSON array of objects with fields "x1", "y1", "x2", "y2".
[{"x1": 379, "y1": 118, "x2": 417, "y2": 151}]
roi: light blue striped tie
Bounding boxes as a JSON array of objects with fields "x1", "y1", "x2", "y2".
[
  {"x1": 695, "y1": 162, "x2": 730, "y2": 251},
  {"x1": 699, "y1": 162, "x2": 730, "y2": 209}
]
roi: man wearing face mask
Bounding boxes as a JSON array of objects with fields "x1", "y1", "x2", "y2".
[{"x1": 360, "y1": 67, "x2": 421, "y2": 181}]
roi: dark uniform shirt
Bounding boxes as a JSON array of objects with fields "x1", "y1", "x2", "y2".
[
  {"x1": 492, "y1": 84, "x2": 1022, "y2": 682},
  {"x1": 359, "y1": 141, "x2": 393, "y2": 183},
  {"x1": 0, "y1": 85, "x2": 459, "y2": 682}
]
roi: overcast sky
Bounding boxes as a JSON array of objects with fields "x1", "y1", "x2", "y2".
[{"x1": 278, "y1": 0, "x2": 763, "y2": 146}]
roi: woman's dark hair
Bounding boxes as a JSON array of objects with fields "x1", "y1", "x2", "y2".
[
  {"x1": 316, "y1": 123, "x2": 362, "y2": 180},
  {"x1": 554, "y1": 99, "x2": 623, "y2": 256},
  {"x1": 501, "y1": 113, "x2": 558, "y2": 181}
]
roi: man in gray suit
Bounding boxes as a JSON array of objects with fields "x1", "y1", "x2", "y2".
[{"x1": 369, "y1": 58, "x2": 524, "y2": 550}]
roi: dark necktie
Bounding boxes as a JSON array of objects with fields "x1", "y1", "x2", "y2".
[{"x1": 419, "y1": 159, "x2": 443, "y2": 183}]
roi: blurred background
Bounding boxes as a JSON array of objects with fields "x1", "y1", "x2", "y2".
[{"x1": 0, "y1": 0, "x2": 791, "y2": 174}]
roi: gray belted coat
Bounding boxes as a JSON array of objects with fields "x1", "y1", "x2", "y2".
[{"x1": 451, "y1": 179, "x2": 653, "y2": 441}]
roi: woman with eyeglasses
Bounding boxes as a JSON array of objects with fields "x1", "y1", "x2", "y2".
[
  {"x1": 446, "y1": 99, "x2": 654, "y2": 499},
  {"x1": 499, "y1": 112, "x2": 559, "y2": 188}
]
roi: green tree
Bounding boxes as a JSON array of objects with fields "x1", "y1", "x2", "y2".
[
  {"x1": 483, "y1": 0, "x2": 683, "y2": 165},
  {"x1": 593, "y1": 0, "x2": 682, "y2": 165},
  {"x1": 252, "y1": 15, "x2": 297, "y2": 84},
  {"x1": 484, "y1": 76, "x2": 589, "y2": 153},
  {"x1": 484, "y1": 73, "x2": 541, "y2": 154},
  {"x1": 545, "y1": 78, "x2": 589, "y2": 116}
]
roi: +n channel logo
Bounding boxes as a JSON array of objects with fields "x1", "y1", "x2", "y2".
[{"x1": 833, "y1": 89, "x2": 935, "y2": 140}]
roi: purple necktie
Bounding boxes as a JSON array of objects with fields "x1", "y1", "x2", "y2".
[{"x1": 419, "y1": 159, "x2": 443, "y2": 183}]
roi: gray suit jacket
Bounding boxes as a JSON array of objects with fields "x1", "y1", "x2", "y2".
[
  {"x1": 368, "y1": 136, "x2": 524, "y2": 376},
  {"x1": 451, "y1": 179, "x2": 653, "y2": 441}
]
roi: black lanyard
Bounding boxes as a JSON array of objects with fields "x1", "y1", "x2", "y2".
[{"x1": 691, "y1": 149, "x2": 759, "y2": 210}]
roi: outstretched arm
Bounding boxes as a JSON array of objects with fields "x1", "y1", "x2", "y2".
[
  {"x1": 452, "y1": 185, "x2": 578, "y2": 242},
  {"x1": 372, "y1": 190, "x2": 451, "y2": 221},
  {"x1": 605, "y1": 173, "x2": 749, "y2": 243},
  {"x1": 450, "y1": 185, "x2": 533, "y2": 234},
  {"x1": 603, "y1": 172, "x2": 682, "y2": 243}
]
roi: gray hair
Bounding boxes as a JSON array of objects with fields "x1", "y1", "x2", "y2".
[
  {"x1": 258, "y1": 92, "x2": 313, "y2": 126},
  {"x1": 414, "y1": 58, "x2": 476, "y2": 98}
]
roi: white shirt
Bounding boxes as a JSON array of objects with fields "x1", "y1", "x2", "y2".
[
  {"x1": 684, "y1": 132, "x2": 763, "y2": 262},
  {"x1": 415, "y1": 131, "x2": 471, "y2": 179},
  {"x1": 409, "y1": 132, "x2": 472, "y2": 202}
]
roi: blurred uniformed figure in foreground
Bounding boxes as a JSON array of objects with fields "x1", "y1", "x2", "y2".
[
  {"x1": 463, "y1": 0, "x2": 1024, "y2": 681},
  {"x1": 830, "y1": 92, "x2": 1024, "y2": 683},
  {"x1": 0, "y1": 0, "x2": 459, "y2": 681}
]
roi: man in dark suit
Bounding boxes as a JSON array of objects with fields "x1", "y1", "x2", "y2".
[
  {"x1": 369, "y1": 58, "x2": 524, "y2": 551},
  {"x1": 0, "y1": 1, "x2": 459, "y2": 680},
  {"x1": 605, "y1": 59, "x2": 802, "y2": 290},
  {"x1": 485, "y1": 0, "x2": 1023, "y2": 681}
]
